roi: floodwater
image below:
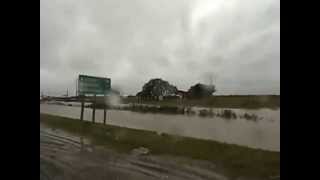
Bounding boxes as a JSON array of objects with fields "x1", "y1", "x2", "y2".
[{"x1": 40, "y1": 104, "x2": 280, "y2": 152}]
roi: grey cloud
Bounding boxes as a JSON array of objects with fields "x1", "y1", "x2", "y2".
[{"x1": 40, "y1": 0, "x2": 279, "y2": 96}]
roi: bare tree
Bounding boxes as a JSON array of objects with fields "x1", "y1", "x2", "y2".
[{"x1": 203, "y1": 72, "x2": 217, "y2": 86}]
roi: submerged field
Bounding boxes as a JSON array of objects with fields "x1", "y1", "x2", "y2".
[{"x1": 40, "y1": 113, "x2": 280, "y2": 179}]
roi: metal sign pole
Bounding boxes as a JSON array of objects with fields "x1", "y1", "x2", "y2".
[
  {"x1": 103, "y1": 93, "x2": 107, "y2": 125},
  {"x1": 80, "y1": 95, "x2": 84, "y2": 121},
  {"x1": 92, "y1": 94, "x2": 96, "y2": 123}
]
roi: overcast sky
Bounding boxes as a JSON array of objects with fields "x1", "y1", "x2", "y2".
[{"x1": 40, "y1": 0, "x2": 280, "y2": 96}]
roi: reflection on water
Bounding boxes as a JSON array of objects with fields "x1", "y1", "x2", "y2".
[{"x1": 40, "y1": 104, "x2": 280, "y2": 152}]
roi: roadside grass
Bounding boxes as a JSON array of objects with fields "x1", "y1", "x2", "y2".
[{"x1": 40, "y1": 113, "x2": 279, "y2": 179}]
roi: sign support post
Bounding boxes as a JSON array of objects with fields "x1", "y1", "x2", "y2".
[
  {"x1": 92, "y1": 94, "x2": 96, "y2": 123},
  {"x1": 80, "y1": 96, "x2": 84, "y2": 121},
  {"x1": 103, "y1": 93, "x2": 107, "y2": 125}
]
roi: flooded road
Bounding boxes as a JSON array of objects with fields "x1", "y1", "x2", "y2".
[
  {"x1": 40, "y1": 124, "x2": 228, "y2": 180},
  {"x1": 40, "y1": 104, "x2": 280, "y2": 151}
]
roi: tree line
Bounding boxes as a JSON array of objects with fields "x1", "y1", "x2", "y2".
[{"x1": 136, "y1": 78, "x2": 216, "y2": 100}]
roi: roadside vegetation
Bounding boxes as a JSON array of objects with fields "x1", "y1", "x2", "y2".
[
  {"x1": 122, "y1": 95, "x2": 280, "y2": 110},
  {"x1": 40, "y1": 114, "x2": 280, "y2": 179},
  {"x1": 89, "y1": 103, "x2": 264, "y2": 121}
]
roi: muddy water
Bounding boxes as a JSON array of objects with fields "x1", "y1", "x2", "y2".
[{"x1": 40, "y1": 104, "x2": 280, "y2": 152}]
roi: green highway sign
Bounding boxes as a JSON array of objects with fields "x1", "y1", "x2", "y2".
[{"x1": 78, "y1": 75, "x2": 111, "y2": 95}]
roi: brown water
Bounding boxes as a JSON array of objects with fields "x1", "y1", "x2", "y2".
[{"x1": 40, "y1": 104, "x2": 280, "y2": 152}]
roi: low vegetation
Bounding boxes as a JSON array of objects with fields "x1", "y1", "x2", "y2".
[
  {"x1": 40, "y1": 114, "x2": 279, "y2": 179},
  {"x1": 122, "y1": 95, "x2": 280, "y2": 109},
  {"x1": 217, "y1": 109, "x2": 238, "y2": 119},
  {"x1": 241, "y1": 113, "x2": 260, "y2": 121},
  {"x1": 91, "y1": 103, "x2": 263, "y2": 121},
  {"x1": 122, "y1": 104, "x2": 185, "y2": 114}
]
